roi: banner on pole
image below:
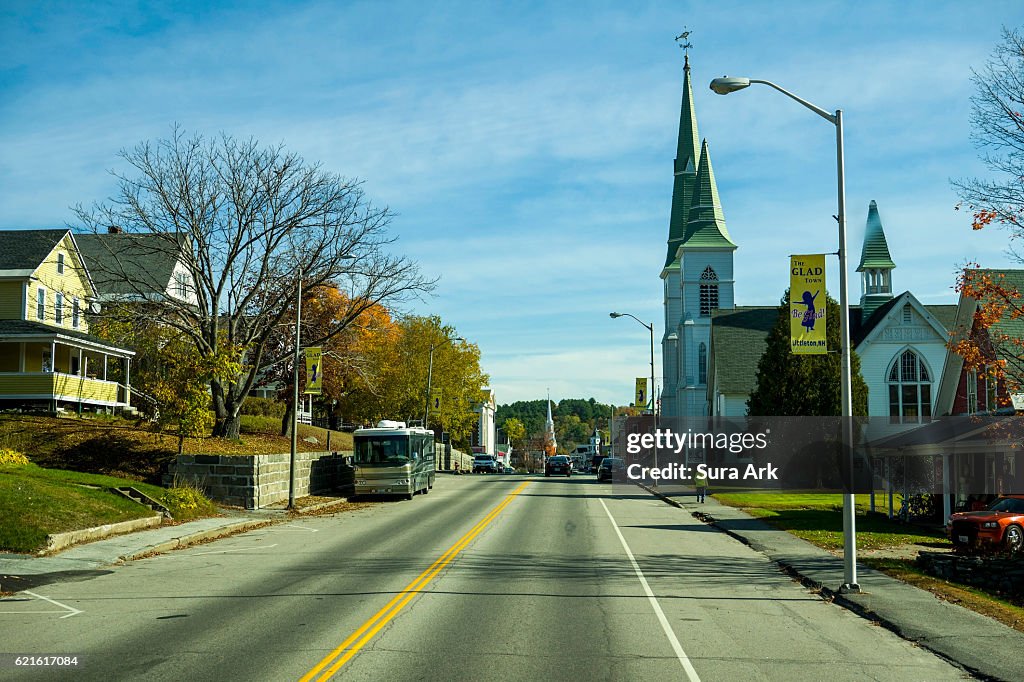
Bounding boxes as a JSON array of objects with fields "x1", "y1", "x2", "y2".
[
  {"x1": 789, "y1": 254, "x2": 827, "y2": 355},
  {"x1": 430, "y1": 387, "x2": 442, "y2": 411},
  {"x1": 304, "y1": 347, "x2": 323, "y2": 394},
  {"x1": 635, "y1": 378, "x2": 648, "y2": 408}
]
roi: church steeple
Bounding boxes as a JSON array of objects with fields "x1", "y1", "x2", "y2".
[
  {"x1": 682, "y1": 139, "x2": 736, "y2": 249},
  {"x1": 857, "y1": 200, "x2": 896, "y2": 318},
  {"x1": 664, "y1": 55, "x2": 702, "y2": 267}
]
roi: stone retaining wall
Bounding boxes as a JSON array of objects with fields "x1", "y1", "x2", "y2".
[
  {"x1": 166, "y1": 451, "x2": 353, "y2": 509},
  {"x1": 917, "y1": 551, "x2": 1024, "y2": 600}
]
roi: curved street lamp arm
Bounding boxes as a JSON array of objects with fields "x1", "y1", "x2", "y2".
[
  {"x1": 748, "y1": 79, "x2": 836, "y2": 124},
  {"x1": 614, "y1": 312, "x2": 653, "y2": 332}
]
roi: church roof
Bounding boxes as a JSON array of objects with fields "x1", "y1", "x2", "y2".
[
  {"x1": 682, "y1": 139, "x2": 736, "y2": 250},
  {"x1": 709, "y1": 307, "x2": 778, "y2": 394},
  {"x1": 664, "y1": 57, "x2": 701, "y2": 267},
  {"x1": 856, "y1": 200, "x2": 896, "y2": 271}
]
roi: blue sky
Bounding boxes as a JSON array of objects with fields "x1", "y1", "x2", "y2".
[{"x1": 2, "y1": 1, "x2": 1023, "y2": 406}]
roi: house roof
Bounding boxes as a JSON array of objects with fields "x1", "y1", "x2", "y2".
[
  {"x1": 76, "y1": 232, "x2": 185, "y2": 297},
  {"x1": 850, "y1": 293, "x2": 957, "y2": 346},
  {"x1": 709, "y1": 307, "x2": 779, "y2": 394},
  {"x1": 0, "y1": 319, "x2": 133, "y2": 355},
  {"x1": 0, "y1": 229, "x2": 69, "y2": 271}
]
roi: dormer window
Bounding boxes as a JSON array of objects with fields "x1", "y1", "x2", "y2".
[{"x1": 57, "y1": 253, "x2": 65, "y2": 275}]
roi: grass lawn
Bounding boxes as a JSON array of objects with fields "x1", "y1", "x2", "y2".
[
  {"x1": 714, "y1": 492, "x2": 950, "y2": 552},
  {"x1": 0, "y1": 415, "x2": 353, "y2": 484},
  {"x1": 863, "y1": 558, "x2": 1024, "y2": 634},
  {"x1": 0, "y1": 414, "x2": 353, "y2": 553},
  {"x1": 0, "y1": 462, "x2": 219, "y2": 553}
]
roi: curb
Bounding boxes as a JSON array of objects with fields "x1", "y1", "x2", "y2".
[
  {"x1": 118, "y1": 519, "x2": 273, "y2": 562},
  {"x1": 41, "y1": 515, "x2": 164, "y2": 555}
]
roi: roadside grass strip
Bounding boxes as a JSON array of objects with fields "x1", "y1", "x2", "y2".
[{"x1": 300, "y1": 480, "x2": 531, "y2": 681}]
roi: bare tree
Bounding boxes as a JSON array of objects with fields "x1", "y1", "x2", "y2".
[
  {"x1": 74, "y1": 127, "x2": 434, "y2": 439},
  {"x1": 954, "y1": 27, "x2": 1024, "y2": 236}
]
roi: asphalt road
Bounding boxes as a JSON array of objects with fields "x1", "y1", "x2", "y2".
[{"x1": 0, "y1": 474, "x2": 967, "y2": 681}]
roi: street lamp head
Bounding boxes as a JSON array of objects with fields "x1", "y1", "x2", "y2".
[
  {"x1": 709, "y1": 76, "x2": 751, "y2": 95},
  {"x1": 609, "y1": 312, "x2": 622, "y2": 318}
]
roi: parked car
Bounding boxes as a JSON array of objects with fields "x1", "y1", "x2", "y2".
[
  {"x1": 597, "y1": 457, "x2": 623, "y2": 482},
  {"x1": 473, "y1": 455, "x2": 499, "y2": 473},
  {"x1": 504, "y1": 466, "x2": 515, "y2": 474},
  {"x1": 947, "y1": 494, "x2": 1024, "y2": 554},
  {"x1": 545, "y1": 455, "x2": 571, "y2": 477}
]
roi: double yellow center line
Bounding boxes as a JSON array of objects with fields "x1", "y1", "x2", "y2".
[{"x1": 300, "y1": 480, "x2": 531, "y2": 681}]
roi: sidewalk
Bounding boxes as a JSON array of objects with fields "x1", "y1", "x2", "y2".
[
  {"x1": 642, "y1": 483, "x2": 1024, "y2": 682},
  {"x1": 0, "y1": 498, "x2": 350, "y2": 593}
]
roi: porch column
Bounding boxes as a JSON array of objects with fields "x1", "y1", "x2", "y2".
[
  {"x1": 50, "y1": 340, "x2": 56, "y2": 371},
  {"x1": 18, "y1": 342, "x2": 25, "y2": 372},
  {"x1": 942, "y1": 452, "x2": 952, "y2": 523},
  {"x1": 103, "y1": 354, "x2": 108, "y2": 381},
  {"x1": 124, "y1": 357, "x2": 131, "y2": 406},
  {"x1": 887, "y1": 457, "x2": 894, "y2": 519},
  {"x1": 78, "y1": 348, "x2": 83, "y2": 376}
]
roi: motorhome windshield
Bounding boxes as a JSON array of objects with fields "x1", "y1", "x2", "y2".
[{"x1": 354, "y1": 435, "x2": 410, "y2": 466}]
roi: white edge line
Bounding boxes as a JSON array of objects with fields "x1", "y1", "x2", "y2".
[
  {"x1": 24, "y1": 590, "x2": 82, "y2": 619},
  {"x1": 598, "y1": 498, "x2": 701, "y2": 682}
]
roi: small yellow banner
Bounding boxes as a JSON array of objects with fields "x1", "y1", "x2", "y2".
[
  {"x1": 790, "y1": 255, "x2": 827, "y2": 355},
  {"x1": 635, "y1": 378, "x2": 648, "y2": 408},
  {"x1": 304, "y1": 347, "x2": 323, "y2": 394},
  {"x1": 430, "y1": 387, "x2": 442, "y2": 411}
]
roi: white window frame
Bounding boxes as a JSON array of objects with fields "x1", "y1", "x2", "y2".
[
  {"x1": 72, "y1": 297, "x2": 80, "y2": 328},
  {"x1": 57, "y1": 252, "x2": 65, "y2": 275},
  {"x1": 967, "y1": 369, "x2": 978, "y2": 415},
  {"x1": 55, "y1": 291, "x2": 64, "y2": 324},
  {"x1": 36, "y1": 287, "x2": 46, "y2": 321}
]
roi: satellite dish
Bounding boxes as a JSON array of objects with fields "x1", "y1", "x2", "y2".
[{"x1": 90, "y1": 301, "x2": 102, "y2": 313}]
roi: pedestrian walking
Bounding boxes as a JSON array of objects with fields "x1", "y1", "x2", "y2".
[{"x1": 694, "y1": 468, "x2": 708, "y2": 503}]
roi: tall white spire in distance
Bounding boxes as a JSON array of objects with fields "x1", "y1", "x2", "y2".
[{"x1": 544, "y1": 391, "x2": 557, "y2": 457}]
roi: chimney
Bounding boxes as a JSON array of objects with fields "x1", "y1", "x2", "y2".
[{"x1": 108, "y1": 226, "x2": 123, "y2": 234}]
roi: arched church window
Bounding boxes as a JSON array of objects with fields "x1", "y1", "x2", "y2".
[
  {"x1": 699, "y1": 266, "x2": 719, "y2": 317},
  {"x1": 698, "y1": 342, "x2": 707, "y2": 385},
  {"x1": 887, "y1": 349, "x2": 931, "y2": 423}
]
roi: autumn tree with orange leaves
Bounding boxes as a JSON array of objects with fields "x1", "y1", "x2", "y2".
[
  {"x1": 256, "y1": 285, "x2": 400, "y2": 436},
  {"x1": 951, "y1": 28, "x2": 1024, "y2": 401}
]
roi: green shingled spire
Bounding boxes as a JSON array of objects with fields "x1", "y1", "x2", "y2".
[
  {"x1": 682, "y1": 139, "x2": 736, "y2": 249},
  {"x1": 857, "y1": 200, "x2": 896, "y2": 271},
  {"x1": 664, "y1": 55, "x2": 701, "y2": 268}
]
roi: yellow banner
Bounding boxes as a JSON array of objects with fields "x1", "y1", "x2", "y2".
[
  {"x1": 304, "y1": 347, "x2": 323, "y2": 394},
  {"x1": 790, "y1": 255, "x2": 827, "y2": 355},
  {"x1": 430, "y1": 387, "x2": 442, "y2": 411},
  {"x1": 635, "y1": 378, "x2": 648, "y2": 408}
]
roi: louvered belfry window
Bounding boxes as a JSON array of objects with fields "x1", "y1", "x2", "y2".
[{"x1": 699, "y1": 266, "x2": 719, "y2": 317}]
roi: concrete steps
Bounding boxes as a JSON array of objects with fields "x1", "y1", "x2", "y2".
[{"x1": 112, "y1": 486, "x2": 172, "y2": 519}]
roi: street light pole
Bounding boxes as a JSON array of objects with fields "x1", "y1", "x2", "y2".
[
  {"x1": 610, "y1": 312, "x2": 659, "y2": 479},
  {"x1": 424, "y1": 335, "x2": 465, "y2": 430},
  {"x1": 288, "y1": 267, "x2": 302, "y2": 510},
  {"x1": 709, "y1": 75, "x2": 859, "y2": 592}
]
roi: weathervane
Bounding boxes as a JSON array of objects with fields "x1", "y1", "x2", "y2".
[{"x1": 675, "y1": 28, "x2": 693, "y2": 58}]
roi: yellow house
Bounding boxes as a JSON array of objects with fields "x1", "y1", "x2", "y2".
[{"x1": 0, "y1": 229, "x2": 134, "y2": 412}]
